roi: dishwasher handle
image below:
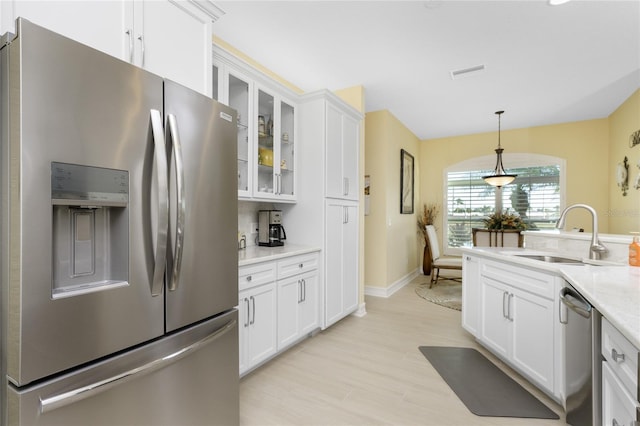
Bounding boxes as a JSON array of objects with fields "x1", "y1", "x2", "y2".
[{"x1": 559, "y1": 286, "x2": 592, "y2": 319}]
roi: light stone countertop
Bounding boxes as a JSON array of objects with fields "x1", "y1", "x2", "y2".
[
  {"x1": 238, "y1": 244, "x2": 321, "y2": 267},
  {"x1": 460, "y1": 246, "x2": 640, "y2": 349}
]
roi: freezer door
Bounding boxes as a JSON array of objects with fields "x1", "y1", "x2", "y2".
[
  {"x1": 163, "y1": 80, "x2": 239, "y2": 332},
  {"x1": 2, "y1": 19, "x2": 165, "y2": 386},
  {"x1": 7, "y1": 310, "x2": 239, "y2": 426}
]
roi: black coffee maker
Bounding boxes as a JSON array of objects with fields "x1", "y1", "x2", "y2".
[{"x1": 258, "y1": 210, "x2": 287, "y2": 247}]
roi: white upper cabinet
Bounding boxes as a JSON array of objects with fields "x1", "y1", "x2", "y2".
[
  {"x1": 131, "y1": 1, "x2": 215, "y2": 96},
  {"x1": 213, "y1": 46, "x2": 299, "y2": 202},
  {"x1": 1, "y1": 0, "x2": 220, "y2": 96},
  {"x1": 1, "y1": 1, "x2": 129, "y2": 59},
  {"x1": 325, "y1": 101, "x2": 360, "y2": 200}
]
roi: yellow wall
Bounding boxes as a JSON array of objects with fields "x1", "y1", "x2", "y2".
[
  {"x1": 608, "y1": 89, "x2": 640, "y2": 234},
  {"x1": 419, "y1": 118, "x2": 611, "y2": 236},
  {"x1": 364, "y1": 110, "x2": 420, "y2": 289}
]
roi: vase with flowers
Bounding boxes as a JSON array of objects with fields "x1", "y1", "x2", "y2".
[{"x1": 417, "y1": 203, "x2": 439, "y2": 275}]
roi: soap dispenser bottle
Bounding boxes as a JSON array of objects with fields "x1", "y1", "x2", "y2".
[{"x1": 629, "y1": 232, "x2": 640, "y2": 267}]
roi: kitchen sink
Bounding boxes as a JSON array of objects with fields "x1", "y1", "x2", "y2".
[{"x1": 512, "y1": 254, "x2": 586, "y2": 264}]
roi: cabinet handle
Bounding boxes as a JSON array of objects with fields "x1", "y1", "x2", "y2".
[
  {"x1": 302, "y1": 278, "x2": 306, "y2": 302},
  {"x1": 137, "y1": 34, "x2": 145, "y2": 67},
  {"x1": 508, "y1": 293, "x2": 514, "y2": 321},
  {"x1": 502, "y1": 291, "x2": 509, "y2": 319},
  {"x1": 125, "y1": 29, "x2": 134, "y2": 63},
  {"x1": 299, "y1": 263, "x2": 303, "y2": 268},
  {"x1": 344, "y1": 177, "x2": 349, "y2": 196},
  {"x1": 244, "y1": 298, "x2": 250, "y2": 327},
  {"x1": 611, "y1": 348, "x2": 625, "y2": 363},
  {"x1": 246, "y1": 275, "x2": 252, "y2": 282},
  {"x1": 250, "y1": 296, "x2": 255, "y2": 325},
  {"x1": 298, "y1": 280, "x2": 302, "y2": 303}
]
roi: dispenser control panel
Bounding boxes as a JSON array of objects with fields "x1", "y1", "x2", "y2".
[{"x1": 51, "y1": 162, "x2": 128, "y2": 206}]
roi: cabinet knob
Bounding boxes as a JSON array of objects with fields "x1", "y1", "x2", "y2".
[
  {"x1": 246, "y1": 275, "x2": 252, "y2": 282},
  {"x1": 299, "y1": 263, "x2": 303, "y2": 268},
  {"x1": 611, "y1": 348, "x2": 625, "y2": 362}
]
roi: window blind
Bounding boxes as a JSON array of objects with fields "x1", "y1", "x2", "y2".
[{"x1": 445, "y1": 164, "x2": 560, "y2": 248}]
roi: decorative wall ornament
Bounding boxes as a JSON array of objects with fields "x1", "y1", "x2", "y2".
[
  {"x1": 630, "y1": 129, "x2": 640, "y2": 148},
  {"x1": 634, "y1": 158, "x2": 640, "y2": 190},
  {"x1": 617, "y1": 156, "x2": 629, "y2": 196},
  {"x1": 400, "y1": 149, "x2": 414, "y2": 214}
]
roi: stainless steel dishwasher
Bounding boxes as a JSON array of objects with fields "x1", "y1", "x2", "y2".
[{"x1": 560, "y1": 282, "x2": 602, "y2": 426}]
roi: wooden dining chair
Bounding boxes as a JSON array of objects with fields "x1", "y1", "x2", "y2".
[{"x1": 425, "y1": 225, "x2": 463, "y2": 287}]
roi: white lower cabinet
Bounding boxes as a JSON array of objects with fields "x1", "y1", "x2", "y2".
[
  {"x1": 325, "y1": 201, "x2": 358, "y2": 328},
  {"x1": 469, "y1": 256, "x2": 558, "y2": 397},
  {"x1": 239, "y1": 251, "x2": 320, "y2": 376},
  {"x1": 602, "y1": 362, "x2": 638, "y2": 426},
  {"x1": 480, "y1": 275, "x2": 555, "y2": 392},
  {"x1": 601, "y1": 316, "x2": 639, "y2": 426},
  {"x1": 276, "y1": 252, "x2": 319, "y2": 350},
  {"x1": 277, "y1": 270, "x2": 319, "y2": 350},
  {"x1": 238, "y1": 282, "x2": 277, "y2": 376}
]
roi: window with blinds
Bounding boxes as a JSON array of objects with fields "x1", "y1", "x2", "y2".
[{"x1": 445, "y1": 163, "x2": 561, "y2": 249}]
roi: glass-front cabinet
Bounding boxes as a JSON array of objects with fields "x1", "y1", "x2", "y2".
[
  {"x1": 229, "y1": 74, "x2": 251, "y2": 197},
  {"x1": 213, "y1": 65, "x2": 253, "y2": 198},
  {"x1": 254, "y1": 87, "x2": 296, "y2": 201},
  {"x1": 213, "y1": 51, "x2": 296, "y2": 202}
]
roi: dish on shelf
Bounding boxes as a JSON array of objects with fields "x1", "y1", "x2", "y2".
[{"x1": 258, "y1": 147, "x2": 273, "y2": 167}]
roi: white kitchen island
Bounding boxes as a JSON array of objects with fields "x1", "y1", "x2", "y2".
[{"x1": 460, "y1": 234, "x2": 639, "y2": 426}]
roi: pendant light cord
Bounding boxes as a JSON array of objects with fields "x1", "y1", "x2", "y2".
[{"x1": 495, "y1": 110, "x2": 504, "y2": 149}]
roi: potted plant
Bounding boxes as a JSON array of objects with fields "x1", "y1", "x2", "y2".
[
  {"x1": 482, "y1": 209, "x2": 527, "y2": 230},
  {"x1": 417, "y1": 203, "x2": 439, "y2": 275},
  {"x1": 474, "y1": 209, "x2": 527, "y2": 247}
]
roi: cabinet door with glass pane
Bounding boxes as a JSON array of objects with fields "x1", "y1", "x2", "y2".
[
  {"x1": 255, "y1": 88, "x2": 276, "y2": 197},
  {"x1": 278, "y1": 98, "x2": 295, "y2": 199},
  {"x1": 212, "y1": 64, "x2": 253, "y2": 199},
  {"x1": 228, "y1": 72, "x2": 252, "y2": 198},
  {"x1": 254, "y1": 87, "x2": 296, "y2": 201}
]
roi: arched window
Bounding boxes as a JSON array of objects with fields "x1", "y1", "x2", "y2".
[{"x1": 443, "y1": 153, "x2": 566, "y2": 252}]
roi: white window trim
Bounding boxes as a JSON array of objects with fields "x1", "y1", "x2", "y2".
[{"x1": 442, "y1": 153, "x2": 566, "y2": 255}]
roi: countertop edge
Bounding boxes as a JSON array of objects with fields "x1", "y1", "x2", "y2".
[{"x1": 238, "y1": 244, "x2": 321, "y2": 266}]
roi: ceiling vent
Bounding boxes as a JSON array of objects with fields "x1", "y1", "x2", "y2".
[{"x1": 450, "y1": 64, "x2": 486, "y2": 80}]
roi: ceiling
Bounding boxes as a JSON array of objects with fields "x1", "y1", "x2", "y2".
[{"x1": 212, "y1": 1, "x2": 640, "y2": 140}]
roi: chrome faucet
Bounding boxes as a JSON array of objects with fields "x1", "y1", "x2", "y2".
[{"x1": 555, "y1": 204, "x2": 608, "y2": 260}]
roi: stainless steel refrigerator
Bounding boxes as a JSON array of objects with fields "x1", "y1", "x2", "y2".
[{"x1": 0, "y1": 19, "x2": 239, "y2": 425}]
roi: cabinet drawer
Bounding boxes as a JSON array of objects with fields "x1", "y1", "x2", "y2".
[
  {"x1": 602, "y1": 361, "x2": 639, "y2": 426},
  {"x1": 602, "y1": 317, "x2": 639, "y2": 398},
  {"x1": 277, "y1": 253, "x2": 319, "y2": 279},
  {"x1": 481, "y1": 259, "x2": 556, "y2": 299},
  {"x1": 238, "y1": 262, "x2": 276, "y2": 291}
]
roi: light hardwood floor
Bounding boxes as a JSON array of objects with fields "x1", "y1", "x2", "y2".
[{"x1": 239, "y1": 275, "x2": 568, "y2": 425}]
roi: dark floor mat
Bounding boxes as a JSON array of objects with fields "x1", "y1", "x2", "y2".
[{"x1": 418, "y1": 346, "x2": 560, "y2": 419}]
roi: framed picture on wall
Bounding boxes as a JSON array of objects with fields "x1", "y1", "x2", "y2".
[{"x1": 400, "y1": 149, "x2": 414, "y2": 214}]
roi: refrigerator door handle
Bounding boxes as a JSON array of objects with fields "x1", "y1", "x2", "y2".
[
  {"x1": 39, "y1": 318, "x2": 237, "y2": 414},
  {"x1": 166, "y1": 114, "x2": 186, "y2": 292},
  {"x1": 150, "y1": 109, "x2": 169, "y2": 297}
]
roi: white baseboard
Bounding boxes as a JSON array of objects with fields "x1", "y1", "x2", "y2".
[
  {"x1": 352, "y1": 302, "x2": 367, "y2": 317},
  {"x1": 364, "y1": 269, "x2": 420, "y2": 298}
]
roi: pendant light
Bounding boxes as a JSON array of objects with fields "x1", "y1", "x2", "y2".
[{"x1": 483, "y1": 110, "x2": 517, "y2": 187}]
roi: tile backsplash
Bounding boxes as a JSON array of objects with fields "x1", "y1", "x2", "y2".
[
  {"x1": 238, "y1": 201, "x2": 279, "y2": 247},
  {"x1": 523, "y1": 230, "x2": 633, "y2": 264}
]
